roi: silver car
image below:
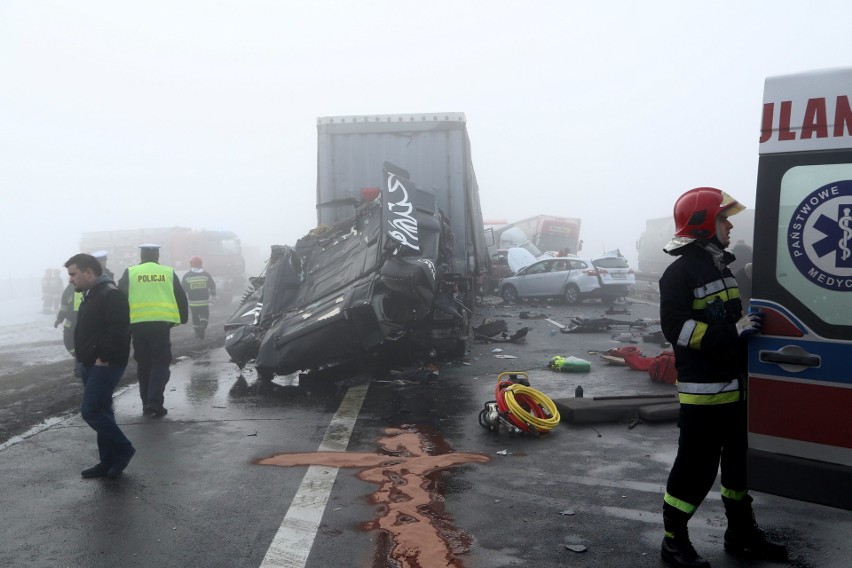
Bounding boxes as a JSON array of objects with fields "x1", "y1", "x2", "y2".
[
  {"x1": 590, "y1": 251, "x2": 636, "y2": 302},
  {"x1": 498, "y1": 257, "x2": 600, "y2": 304},
  {"x1": 498, "y1": 252, "x2": 635, "y2": 304}
]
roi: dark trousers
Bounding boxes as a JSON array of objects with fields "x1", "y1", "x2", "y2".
[
  {"x1": 131, "y1": 322, "x2": 173, "y2": 409},
  {"x1": 190, "y1": 305, "x2": 210, "y2": 337},
  {"x1": 665, "y1": 400, "x2": 748, "y2": 516},
  {"x1": 80, "y1": 364, "x2": 133, "y2": 466}
]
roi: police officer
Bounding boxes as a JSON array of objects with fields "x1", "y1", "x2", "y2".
[
  {"x1": 181, "y1": 256, "x2": 216, "y2": 340},
  {"x1": 118, "y1": 244, "x2": 188, "y2": 417},
  {"x1": 91, "y1": 249, "x2": 114, "y2": 279},
  {"x1": 55, "y1": 279, "x2": 84, "y2": 377},
  {"x1": 658, "y1": 188, "x2": 787, "y2": 567}
]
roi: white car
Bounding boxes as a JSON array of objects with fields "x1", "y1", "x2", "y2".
[
  {"x1": 590, "y1": 251, "x2": 636, "y2": 302},
  {"x1": 497, "y1": 252, "x2": 635, "y2": 304}
]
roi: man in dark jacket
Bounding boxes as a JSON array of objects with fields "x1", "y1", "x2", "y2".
[
  {"x1": 64, "y1": 253, "x2": 135, "y2": 479},
  {"x1": 658, "y1": 188, "x2": 787, "y2": 568}
]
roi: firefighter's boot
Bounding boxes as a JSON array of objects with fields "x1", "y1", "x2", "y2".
[
  {"x1": 723, "y1": 495, "x2": 788, "y2": 562},
  {"x1": 661, "y1": 507, "x2": 710, "y2": 568}
]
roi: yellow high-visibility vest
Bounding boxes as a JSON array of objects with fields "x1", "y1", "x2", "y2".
[
  {"x1": 73, "y1": 291, "x2": 83, "y2": 311},
  {"x1": 127, "y1": 263, "x2": 180, "y2": 324}
]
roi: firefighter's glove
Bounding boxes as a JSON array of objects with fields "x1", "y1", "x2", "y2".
[{"x1": 735, "y1": 312, "x2": 763, "y2": 338}]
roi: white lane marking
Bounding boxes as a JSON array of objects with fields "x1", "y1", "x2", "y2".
[{"x1": 259, "y1": 382, "x2": 369, "y2": 568}]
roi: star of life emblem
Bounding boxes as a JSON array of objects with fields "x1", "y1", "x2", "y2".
[{"x1": 787, "y1": 180, "x2": 852, "y2": 291}]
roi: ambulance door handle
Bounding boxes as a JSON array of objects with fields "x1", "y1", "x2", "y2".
[{"x1": 759, "y1": 345, "x2": 820, "y2": 368}]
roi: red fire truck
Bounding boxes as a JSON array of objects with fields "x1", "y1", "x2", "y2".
[{"x1": 80, "y1": 227, "x2": 246, "y2": 301}]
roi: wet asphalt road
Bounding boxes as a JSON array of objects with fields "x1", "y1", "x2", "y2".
[{"x1": 1, "y1": 298, "x2": 850, "y2": 568}]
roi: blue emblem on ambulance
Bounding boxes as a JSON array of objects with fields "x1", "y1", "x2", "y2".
[{"x1": 787, "y1": 180, "x2": 852, "y2": 291}]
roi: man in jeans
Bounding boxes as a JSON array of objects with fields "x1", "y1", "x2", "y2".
[{"x1": 64, "y1": 253, "x2": 135, "y2": 479}]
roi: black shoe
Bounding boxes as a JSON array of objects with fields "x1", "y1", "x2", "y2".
[
  {"x1": 661, "y1": 536, "x2": 711, "y2": 568},
  {"x1": 106, "y1": 447, "x2": 136, "y2": 479},
  {"x1": 81, "y1": 463, "x2": 109, "y2": 478},
  {"x1": 725, "y1": 526, "x2": 788, "y2": 562},
  {"x1": 151, "y1": 406, "x2": 168, "y2": 417},
  {"x1": 142, "y1": 406, "x2": 155, "y2": 417}
]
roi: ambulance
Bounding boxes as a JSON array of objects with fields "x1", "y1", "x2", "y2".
[{"x1": 748, "y1": 67, "x2": 852, "y2": 510}]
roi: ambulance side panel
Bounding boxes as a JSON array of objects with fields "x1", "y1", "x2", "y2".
[{"x1": 748, "y1": 68, "x2": 852, "y2": 510}]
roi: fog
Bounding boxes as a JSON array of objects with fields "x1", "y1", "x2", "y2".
[{"x1": 3, "y1": 1, "x2": 851, "y2": 289}]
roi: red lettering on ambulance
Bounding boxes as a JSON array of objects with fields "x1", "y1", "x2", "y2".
[
  {"x1": 834, "y1": 95, "x2": 852, "y2": 137},
  {"x1": 759, "y1": 103, "x2": 774, "y2": 143},
  {"x1": 801, "y1": 97, "x2": 828, "y2": 139},
  {"x1": 778, "y1": 100, "x2": 796, "y2": 141}
]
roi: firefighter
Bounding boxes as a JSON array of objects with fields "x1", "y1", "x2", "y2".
[
  {"x1": 658, "y1": 187, "x2": 787, "y2": 567},
  {"x1": 118, "y1": 244, "x2": 188, "y2": 417},
  {"x1": 181, "y1": 256, "x2": 216, "y2": 340}
]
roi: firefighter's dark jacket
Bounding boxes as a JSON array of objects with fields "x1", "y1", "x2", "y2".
[
  {"x1": 118, "y1": 262, "x2": 189, "y2": 325},
  {"x1": 74, "y1": 276, "x2": 131, "y2": 367},
  {"x1": 659, "y1": 242, "x2": 746, "y2": 383}
]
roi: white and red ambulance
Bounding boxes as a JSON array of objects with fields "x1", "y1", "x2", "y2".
[{"x1": 749, "y1": 67, "x2": 852, "y2": 510}]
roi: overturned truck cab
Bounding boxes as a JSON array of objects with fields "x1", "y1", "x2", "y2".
[{"x1": 225, "y1": 163, "x2": 470, "y2": 380}]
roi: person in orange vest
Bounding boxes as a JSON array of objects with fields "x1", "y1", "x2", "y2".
[
  {"x1": 118, "y1": 244, "x2": 188, "y2": 417},
  {"x1": 181, "y1": 256, "x2": 216, "y2": 340}
]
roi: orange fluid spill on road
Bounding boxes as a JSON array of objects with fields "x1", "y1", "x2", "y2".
[{"x1": 257, "y1": 425, "x2": 490, "y2": 568}]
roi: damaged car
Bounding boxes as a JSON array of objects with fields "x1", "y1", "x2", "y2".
[{"x1": 224, "y1": 163, "x2": 472, "y2": 381}]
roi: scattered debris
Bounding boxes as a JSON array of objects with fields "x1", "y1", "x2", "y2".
[
  {"x1": 605, "y1": 305, "x2": 631, "y2": 315},
  {"x1": 496, "y1": 449, "x2": 509, "y2": 456},
  {"x1": 641, "y1": 330, "x2": 669, "y2": 345},
  {"x1": 519, "y1": 311, "x2": 548, "y2": 319},
  {"x1": 494, "y1": 354, "x2": 518, "y2": 359},
  {"x1": 474, "y1": 319, "x2": 509, "y2": 339},
  {"x1": 559, "y1": 316, "x2": 657, "y2": 334},
  {"x1": 474, "y1": 319, "x2": 529, "y2": 343},
  {"x1": 564, "y1": 544, "x2": 588, "y2": 553},
  {"x1": 548, "y1": 355, "x2": 591, "y2": 373},
  {"x1": 611, "y1": 331, "x2": 639, "y2": 343},
  {"x1": 559, "y1": 510, "x2": 576, "y2": 516}
]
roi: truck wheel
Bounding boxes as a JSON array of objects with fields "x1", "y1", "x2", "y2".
[
  {"x1": 501, "y1": 285, "x2": 519, "y2": 303},
  {"x1": 564, "y1": 284, "x2": 581, "y2": 304}
]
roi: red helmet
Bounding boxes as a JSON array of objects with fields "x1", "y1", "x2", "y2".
[
  {"x1": 190, "y1": 256, "x2": 203, "y2": 268},
  {"x1": 673, "y1": 187, "x2": 745, "y2": 239}
]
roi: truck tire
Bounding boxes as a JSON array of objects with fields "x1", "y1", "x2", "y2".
[
  {"x1": 564, "y1": 284, "x2": 581, "y2": 304},
  {"x1": 501, "y1": 285, "x2": 519, "y2": 304}
]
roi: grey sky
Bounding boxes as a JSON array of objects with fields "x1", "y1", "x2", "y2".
[{"x1": 2, "y1": 0, "x2": 851, "y2": 279}]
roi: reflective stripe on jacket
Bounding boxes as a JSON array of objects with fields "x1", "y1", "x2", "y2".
[
  {"x1": 659, "y1": 243, "x2": 747, "y2": 405},
  {"x1": 182, "y1": 272, "x2": 215, "y2": 307},
  {"x1": 127, "y1": 263, "x2": 180, "y2": 324}
]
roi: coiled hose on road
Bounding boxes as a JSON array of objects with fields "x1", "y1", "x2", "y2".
[{"x1": 479, "y1": 372, "x2": 561, "y2": 436}]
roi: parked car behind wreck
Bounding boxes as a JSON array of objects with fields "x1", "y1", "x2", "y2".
[
  {"x1": 498, "y1": 251, "x2": 634, "y2": 304},
  {"x1": 224, "y1": 163, "x2": 471, "y2": 381}
]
